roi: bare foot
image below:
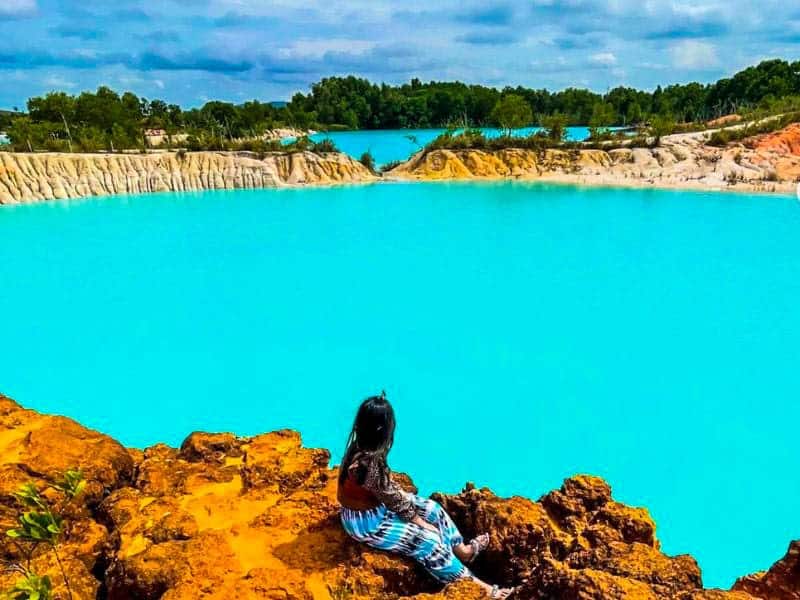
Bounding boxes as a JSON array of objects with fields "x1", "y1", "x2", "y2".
[{"x1": 455, "y1": 533, "x2": 490, "y2": 563}]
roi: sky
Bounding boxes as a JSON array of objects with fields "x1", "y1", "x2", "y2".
[{"x1": 1, "y1": 0, "x2": 800, "y2": 109}]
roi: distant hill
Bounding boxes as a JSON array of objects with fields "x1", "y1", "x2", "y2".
[{"x1": 269, "y1": 101, "x2": 288, "y2": 108}]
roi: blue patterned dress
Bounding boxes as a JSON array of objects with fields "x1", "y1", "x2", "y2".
[{"x1": 339, "y1": 453, "x2": 471, "y2": 583}]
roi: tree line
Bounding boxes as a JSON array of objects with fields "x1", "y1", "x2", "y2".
[
  {"x1": 288, "y1": 59, "x2": 800, "y2": 129},
  {"x1": 1, "y1": 58, "x2": 799, "y2": 152}
]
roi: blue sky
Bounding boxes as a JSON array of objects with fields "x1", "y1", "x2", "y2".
[{"x1": 1, "y1": 0, "x2": 799, "y2": 108}]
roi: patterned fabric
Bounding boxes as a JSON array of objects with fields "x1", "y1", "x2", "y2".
[
  {"x1": 344, "y1": 451, "x2": 416, "y2": 520},
  {"x1": 340, "y1": 493, "x2": 471, "y2": 583}
]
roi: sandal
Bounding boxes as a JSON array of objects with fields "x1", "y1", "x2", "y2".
[
  {"x1": 489, "y1": 585, "x2": 515, "y2": 599},
  {"x1": 464, "y1": 533, "x2": 490, "y2": 564}
]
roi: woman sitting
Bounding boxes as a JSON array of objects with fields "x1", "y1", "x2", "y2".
[{"x1": 337, "y1": 393, "x2": 514, "y2": 599}]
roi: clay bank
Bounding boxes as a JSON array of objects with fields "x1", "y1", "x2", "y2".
[
  {"x1": 384, "y1": 126, "x2": 800, "y2": 195},
  {"x1": 0, "y1": 151, "x2": 375, "y2": 205},
  {"x1": 3, "y1": 123, "x2": 800, "y2": 205},
  {"x1": 0, "y1": 393, "x2": 796, "y2": 600}
]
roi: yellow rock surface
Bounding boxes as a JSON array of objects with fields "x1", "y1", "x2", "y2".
[{"x1": 0, "y1": 392, "x2": 795, "y2": 600}]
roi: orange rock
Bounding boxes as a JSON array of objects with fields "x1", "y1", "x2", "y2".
[
  {"x1": 0, "y1": 393, "x2": 795, "y2": 600},
  {"x1": 746, "y1": 123, "x2": 800, "y2": 156},
  {"x1": 733, "y1": 540, "x2": 800, "y2": 600}
]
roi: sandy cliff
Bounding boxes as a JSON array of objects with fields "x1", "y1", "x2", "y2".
[
  {"x1": 0, "y1": 393, "x2": 796, "y2": 600},
  {"x1": 0, "y1": 151, "x2": 375, "y2": 205},
  {"x1": 387, "y1": 128, "x2": 800, "y2": 194}
]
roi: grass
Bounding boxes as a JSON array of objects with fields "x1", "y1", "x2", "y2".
[{"x1": 421, "y1": 127, "x2": 650, "y2": 156}]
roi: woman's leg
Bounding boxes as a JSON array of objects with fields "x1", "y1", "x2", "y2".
[
  {"x1": 344, "y1": 507, "x2": 514, "y2": 598},
  {"x1": 365, "y1": 508, "x2": 471, "y2": 584},
  {"x1": 409, "y1": 495, "x2": 490, "y2": 564},
  {"x1": 410, "y1": 495, "x2": 464, "y2": 548}
]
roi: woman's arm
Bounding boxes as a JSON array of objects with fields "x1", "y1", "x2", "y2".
[{"x1": 361, "y1": 458, "x2": 417, "y2": 521}]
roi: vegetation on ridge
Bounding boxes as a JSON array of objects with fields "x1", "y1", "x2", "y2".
[{"x1": 3, "y1": 58, "x2": 800, "y2": 153}]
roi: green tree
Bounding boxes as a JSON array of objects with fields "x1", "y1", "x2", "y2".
[
  {"x1": 588, "y1": 101, "x2": 616, "y2": 139},
  {"x1": 649, "y1": 113, "x2": 676, "y2": 146},
  {"x1": 490, "y1": 94, "x2": 533, "y2": 133},
  {"x1": 541, "y1": 113, "x2": 568, "y2": 142}
]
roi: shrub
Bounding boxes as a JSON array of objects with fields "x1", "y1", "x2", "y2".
[
  {"x1": 2, "y1": 470, "x2": 86, "y2": 600},
  {"x1": 707, "y1": 129, "x2": 732, "y2": 147},
  {"x1": 359, "y1": 151, "x2": 376, "y2": 173},
  {"x1": 649, "y1": 114, "x2": 676, "y2": 146},
  {"x1": 310, "y1": 138, "x2": 338, "y2": 153}
]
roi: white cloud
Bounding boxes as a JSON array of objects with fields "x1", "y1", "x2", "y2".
[
  {"x1": 42, "y1": 75, "x2": 76, "y2": 89},
  {"x1": 278, "y1": 39, "x2": 377, "y2": 59},
  {"x1": 0, "y1": 0, "x2": 36, "y2": 16},
  {"x1": 590, "y1": 52, "x2": 617, "y2": 66},
  {"x1": 670, "y1": 40, "x2": 718, "y2": 69}
]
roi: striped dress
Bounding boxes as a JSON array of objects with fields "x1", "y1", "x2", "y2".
[{"x1": 339, "y1": 453, "x2": 471, "y2": 583}]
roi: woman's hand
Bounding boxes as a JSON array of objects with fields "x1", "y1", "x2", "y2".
[{"x1": 412, "y1": 515, "x2": 439, "y2": 533}]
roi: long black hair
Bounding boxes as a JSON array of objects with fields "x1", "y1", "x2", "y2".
[{"x1": 339, "y1": 392, "x2": 396, "y2": 484}]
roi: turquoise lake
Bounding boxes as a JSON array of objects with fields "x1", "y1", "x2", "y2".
[
  {"x1": 305, "y1": 127, "x2": 597, "y2": 166},
  {"x1": 1, "y1": 181, "x2": 798, "y2": 587}
]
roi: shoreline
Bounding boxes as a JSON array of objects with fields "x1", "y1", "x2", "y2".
[
  {"x1": 4, "y1": 125, "x2": 800, "y2": 205},
  {"x1": 0, "y1": 392, "x2": 795, "y2": 599},
  {"x1": 383, "y1": 170, "x2": 796, "y2": 197},
  {"x1": 384, "y1": 132, "x2": 800, "y2": 196}
]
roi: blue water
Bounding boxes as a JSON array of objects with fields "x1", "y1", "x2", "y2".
[
  {"x1": 304, "y1": 127, "x2": 596, "y2": 167},
  {"x1": 1, "y1": 182, "x2": 798, "y2": 588}
]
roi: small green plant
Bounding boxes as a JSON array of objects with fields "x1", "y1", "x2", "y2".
[
  {"x1": 1, "y1": 569, "x2": 52, "y2": 600},
  {"x1": 3, "y1": 470, "x2": 85, "y2": 600},
  {"x1": 52, "y1": 471, "x2": 86, "y2": 501}
]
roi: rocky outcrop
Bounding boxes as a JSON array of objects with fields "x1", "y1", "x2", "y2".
[
  {"x1": 743, "y1": 123, "x2": 800, "y2": 182},
  {"x1": 0, "y1": 150, "x2": 375, "y2": 205},
  {"x1": 734, "y1": 541, "x2": 800, "y2": 600},
  {"x1": 0, "y1": 392, "x2": 796, "y2": 600},
  {"x1": 387, "y1": 129, "x2": 799, "y2": 194},
  {"x1": 263, "y1": 127, "x2": 317, "y2": 141},
  {"x1": 745, "y1": 123, "x2": 800, "y2": 155}
]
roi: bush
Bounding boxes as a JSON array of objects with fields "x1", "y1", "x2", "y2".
[
  {"x1": 310, "y1": 137, "x2": 338, "y2": 153},
  {"x1": 359, "y1": 151, "x2": 376, "y2": 173},
  {"x1": 649, "y1": 114, "x2": 676, "y2": 146},
  {"x1": 707, "y1": 129, "x2": 732, "y2": 147}
]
